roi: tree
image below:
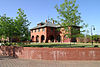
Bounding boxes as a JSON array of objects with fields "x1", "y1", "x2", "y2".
[
  {"x1": 14, "y1": 8, "x2": 31, "y2": 41},
  {"x1": 92, "y1": 35, "x2": 100, "y2": 43},
  {"x1": 0, "y1": 8, "x2": 31, "y2": 42},
  {"x1": 55, "y1": 0, "x2": 87, "y2": 43},
  {"x1": 0, "y1": 14, "x2": 14, "y2": 41}
]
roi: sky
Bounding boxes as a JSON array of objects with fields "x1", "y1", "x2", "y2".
[{"x1": 0, "y1": 0, "x2": 100, "y2": 35}]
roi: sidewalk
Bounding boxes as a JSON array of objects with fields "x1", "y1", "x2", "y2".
[{"x1": 0, "y1": 55, "x2": 100, "y2": 67}]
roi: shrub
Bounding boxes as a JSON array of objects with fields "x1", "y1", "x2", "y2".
[{"x1": 94, "y1": 45, "x2": 98, "y2": 47}]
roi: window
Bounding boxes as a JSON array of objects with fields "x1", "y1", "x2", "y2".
[
  {"x1": 31, "y1": 30, "x2": 33, "y2": 33},
  {"x1": 38, "y1": 29, "x2": 40, "y2": 32},
  {"x1": 42, "y1": 28, "x2": 45, "y2": 32},
  {"x1": 51, "y1": 28, "x2": 53, "y2": 32},
  {"x1": 35, "y1": 30, "x2": 36, "y2": 32},
  {"x1": 32, "y1": 30, "x2": 34, "y2": 33}
]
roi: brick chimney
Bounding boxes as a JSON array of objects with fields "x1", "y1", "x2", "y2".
[
  {"x1": 52, "y1": 20, "x2": 54, "y2": 24},
  {"x1": 45, "y1": 20, "x2": 47, "y2": 23}
]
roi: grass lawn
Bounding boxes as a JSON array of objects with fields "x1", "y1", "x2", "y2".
[
  {"x1": 3, "y1": 42, "x2": 100, "y2": 48},
  {"x1": 26, "y1": 42, "x2": 100, "y2": 45},
  {"x1": 22, "y1": 42, "x2": 100, "y2": 48}
]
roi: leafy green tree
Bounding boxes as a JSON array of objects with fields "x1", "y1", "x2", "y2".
[
  {"x1": 0, "y1": 14, "x2": 14, "y2": 41},
  {"x1": 55, "y1": 0, "x2": 87, "y2": 43},
  {"x1": 92, "y1": 35, "x2": 100, "y2": 43},
  {"x1": 0, "y1": 8, "x2": 31, "y2": 43},
  {"x1": 14, "y1": 8, "x2": 31, "y2": 41}
]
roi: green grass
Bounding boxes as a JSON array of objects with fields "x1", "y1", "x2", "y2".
[
  {"x1": 27, "y1": 42, "x2": 100, "y2": 45},
  {"x1": 22, "y1": 43, "x2": 100, "y2": 48},
  {"x1": 2, "y1": 42, "x2": 100, "y2": 48}
]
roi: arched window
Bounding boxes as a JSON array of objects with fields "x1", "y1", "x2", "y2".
[
  {"x1": 41, "y1": 35, "x2": 45, "y2": 42},
  {"x1": 50, "y1": 35, "x2": 54, "y2": 42},
  {"x1": 32, "y1": 36, "x2": 34, "y2": 42},
  {"x1": 36, "y1": 35, "x2": 39, "y2": 42}
]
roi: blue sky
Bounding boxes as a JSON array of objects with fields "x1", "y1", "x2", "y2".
[{"x1": 0, "y1": 0, "x2": 100, "y2": 35}]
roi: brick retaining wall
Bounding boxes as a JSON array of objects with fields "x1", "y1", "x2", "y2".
[{"x1": 0, "y1": 46, "x2": 100, "y2": 60}]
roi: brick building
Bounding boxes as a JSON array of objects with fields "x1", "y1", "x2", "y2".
[{"x1": 30, "y1": 20, "x2": 80, "y2": 43}]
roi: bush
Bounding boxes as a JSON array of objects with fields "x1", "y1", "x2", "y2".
[
  {"x1": 16, "y1": 42, "x2": 24, "y2": 46},
  {"x1": 1, "y1": 42, "x2": 11, "y2": 46},
  {"x1": 5, "y1": 42, "x2": 11, "y2": 46},
  {"x1": 94, "y1": 45, "x2": 98, "y2": 47}
]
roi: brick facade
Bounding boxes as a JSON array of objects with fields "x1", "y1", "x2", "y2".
[{"x1": 30, "y1": 20, "x2": 80, "y2": 43}]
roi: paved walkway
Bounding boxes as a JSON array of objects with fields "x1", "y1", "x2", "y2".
[{"x1": 0, "y1": 55, "x2": 100, "y2": 67}]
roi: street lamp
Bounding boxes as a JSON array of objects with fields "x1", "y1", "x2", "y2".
[{"x1": 91, "y1": 25, "x2": 95, "y2": 46}]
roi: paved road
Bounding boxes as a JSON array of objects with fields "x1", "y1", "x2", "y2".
[{"x1": 0, "y1": 55, "x2": 100, "y2": 67}]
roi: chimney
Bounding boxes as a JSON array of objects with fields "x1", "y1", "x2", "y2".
[
  {"x1": 45, "y1": 20, "x2": 47, "y2": 23},
  {"x1": 52, "y1": 20, "x2": 54, "y2": 24}
]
